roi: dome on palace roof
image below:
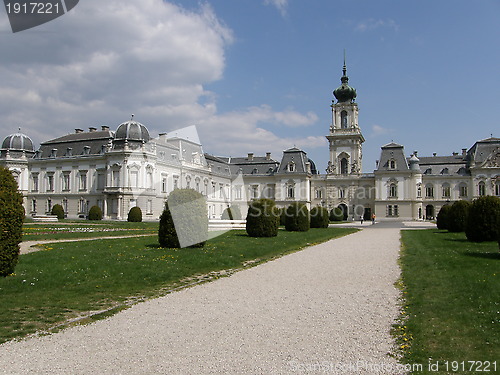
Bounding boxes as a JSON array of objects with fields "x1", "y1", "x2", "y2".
[
  {"x1": 2, "y1": 132, "x2": 34, "y2": 152},
  {"x1": 333, "y1": 63, "x2": 357, "y2": 103},
  {"x1": 115, "y1": 119, "x2": 150, "y2": 143}
]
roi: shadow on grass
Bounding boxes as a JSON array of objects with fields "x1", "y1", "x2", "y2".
[{"x1": 464, "y1": 252, "x2": 500, "y2": 260}]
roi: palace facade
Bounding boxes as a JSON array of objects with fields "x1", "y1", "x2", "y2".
[{"x1": 1, "y1": 64, "x2": 499, "y2": 221}]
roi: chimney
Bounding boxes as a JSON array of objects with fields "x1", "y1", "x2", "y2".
[
  {"x1": 462, "y1": 148, "x2": 467, "y2": 157},
  {"x1": 75, "y1": 128, "x2": 84, "y2": 133},
  {"x1": 89, "y1": 127, "x2": 97, "y2": 132},
  {"x1": 247, "y1": 153, "x2": 254, "y2": 161},
  {"x1": 101, "y1": 125, "x2": 110, "y2": 131},
  {"x1": 266, "y1": 152, "x2": 271, "y2": 160}
]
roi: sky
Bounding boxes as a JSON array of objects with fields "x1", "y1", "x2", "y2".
[{"x1": 1, "y1": 0, "x2": 499, "y2": 172}]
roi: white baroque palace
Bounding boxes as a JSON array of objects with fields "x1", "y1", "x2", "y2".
[{"x1": 2, "y1": 64, "x2": 500, "y2": 221}]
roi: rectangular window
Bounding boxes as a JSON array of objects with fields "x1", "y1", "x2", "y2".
[
  {"x1": 235, "y1": 185, "x2": 242, "y2": 200},
  {"x1": 425, "y1": 186, "x2": 434, "y2": 198},
  {"x1": 147, "y1": 200, "x2": 153, "y2": 215},
  {"x1": 63, "y1": 173, "x2": 70, "y2": 191},
  {"x1": 162, "y1": 177, "x2": 168, "y2": 193},
  {"x1": 32, "y1": 174, "x2": 39, "y2": 192},
  {"x1": 315, "y1": 189, "x2": 323, "y2": 199},
  {"x1": 496, "y1": 183, "x2": 500, "y2": 196},
  {"x1": 112, "y1": 170, "x2": 120, "y2": 187},
  {"x1": 211, "y1": 182, "x2": 216, "y2": 198},
  {"x1": 339, "y1": 188, "x2": 345, "y2": 199},
  {"x1": 130, "y1": 171, "x2": 139, "y2": 188},
  {"x1": 478, "y1": 182, "x2": 486, "y2": 196},
  {"x1": 387, "y1": 205, "x2": 393, "y2": 216},
  {"x1": 442, "y1": 185, "x2": 451, "y2": 198},
  {"x1": 174, "y1": 176, "x2": 179, "y2": 190},
  {"x1": 97, "y1": 173, "x2": 105, "y2": 190},
  {"x1": 394, "y1": 205, "x2": 399, "y2": 216},
  {"x1": 31, "y1": 199, "x2": 37, "y2": 213},
  {"x1": 79, "y1": 172, "x2": 87, "y2": 191},
  {"x1": 459, "y1": 184, "x2": 468, "y2": 197},
  {"x1": 47, "y1": 174, "x2": 54, "y2": 192},
  {"x1": 251, "y1": 185, "x2": 259, "y2": 199}
]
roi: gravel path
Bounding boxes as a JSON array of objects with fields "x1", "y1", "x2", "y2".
[{"x1": 0, "y1": 223, "x2": 423, "y2": 374}]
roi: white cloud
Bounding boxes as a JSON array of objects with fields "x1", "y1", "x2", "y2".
[
  {"x1": 263, "y1": 0, "x2": 289, "y2": 17},
  {"x1": 198, "y1": 106, "x2": 325, "y2": 157},
  {"x1": 370, "y1": 124, "x2": 391, "y2": 137},
  {"x1": 355, "y1": 19, "x2": 399, "y2": 33},
  {"x1": 0, "y1": 0, "x2": 323, "y2": 160}
]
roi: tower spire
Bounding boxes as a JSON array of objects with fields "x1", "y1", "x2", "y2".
[{"x1": 343, "y1": 49, "x2": 347, "y2": 77}]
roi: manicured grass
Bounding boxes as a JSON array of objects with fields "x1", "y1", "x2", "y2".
[
  {"x1": 22, "y1": 221, "x2": 158, "y2": 241},
  {"x1": 1, "y1": 227, "x2": 356, "y2": 344},
  {"x1": 397, "y1": 230, "x2": 499, "y2": 374}
]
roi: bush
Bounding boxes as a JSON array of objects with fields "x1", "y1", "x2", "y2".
[
  {"x1": 221, "y1": 205, "x2": 242, "y2": 220},
  {"x1": 0, "y1": 167, "x2": 24, "y2": 277},
  {"x1": 279, "y1": 207, "x2": 286, "y2": 226},
  {"x1": 447, "y1": 200, "x2": 471, "y2": 233},
  {"x1": 465, "y1": 196, "x2": 500, "y2": 242},
  {"x1": 128, "y1": 206, "x2": 142, "y2": 222},
  {"x1": 159, "y1": 189, "x2": 208, "y2": 248},
  {"x1": 246, "y1": 198, "x2": 279, "y2": 237},
  {"x1": 88, "y1": 205, "x2": 103, "y2": 221},
  {"x1": 329, "y1": 207, "x2": 344, "y2": 222},
  {"x1": 436, "y1": 204, "x2": 451, "y2": 230},
  {"x1": 285, "y1": 202, "x2": 310, "y2": 232},
  {"x1": 310, "y1": 206, "x2": 329, "y2": 228},
  {"x1": 51, "y1": 204, "x2": 65, "y2": 220}
]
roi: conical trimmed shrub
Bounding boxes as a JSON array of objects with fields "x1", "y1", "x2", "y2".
[
  {"x1": 0, "y1": 167, "x2": 25, "y2": 277},
  {"x1": 158, "y1": 189, "x2": 207, "y2": 248}
]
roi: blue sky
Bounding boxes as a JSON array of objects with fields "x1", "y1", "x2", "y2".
[{"x1": 1, "y1": 0, "x2": 499, "y2": 172}]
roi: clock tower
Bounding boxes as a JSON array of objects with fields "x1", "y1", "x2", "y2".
[{"x1": 326, "y1": 59, "x2": 365, "y2": 175}]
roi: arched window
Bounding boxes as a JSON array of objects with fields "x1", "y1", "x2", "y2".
[
  {"x1": 478, "y1": 181, "x2": 486, "y2": 196},
  {"x1": 389, "y1": 159, "x2": 396, "y2": 170},
  {"x1": 442, "y1": 183, "x2": 451, "y2": 198},
  {"x1": 288, "y1": 162, "x2": 295, "y2": 172},
  {"x1": 341, "y1": 111, "x2": 348, "y2": 129},
  {"x1": 459, "y1": 183, "x2": 468, "y2": 197},
  {"x1": 425, "y1": 184, "x2": 434, "y2": 198},
  {"x1": 389, "y1": 183, "x2": 398, "y2": 198},
  {"x1": 287, "y1": 182, "x2": 295, "y2": 199},
  {"x1": 340, "y1": 158, "x2": 348, "y2": 174},
  {"x1": 495, "y1": 181, "x2": 500, "y2": 196}
]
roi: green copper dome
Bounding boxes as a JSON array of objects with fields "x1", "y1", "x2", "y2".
[{"x1": 333, "y1": 63, "x2": 356, "y2": 103}]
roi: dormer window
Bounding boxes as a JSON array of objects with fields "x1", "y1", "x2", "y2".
[
  {"x1": 288, "y1": 162, "x2": 295, "y2": 172},
  {"x1": 252, "y1": 168, "x2": 259, "y2": 174},
  {"x1": 83, "y1": 146, "x2": 91, "y2": 155},
  {"x1": 441, "y1": 168, "x2": 449, "y2": 175},
  {"x1": 389, "y1": 159, "x2": 396, "y2": 170}
]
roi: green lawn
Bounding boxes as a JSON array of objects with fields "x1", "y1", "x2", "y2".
[
  {"x1": 22, "y1": 221, "x2": 158, "y2": 241},
  {"x1": 397, "y1": 230, "x2": 499, "y2": 374},
  {"x1": 1, "y1": 227, "x2": 357, "y2": 344}
]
